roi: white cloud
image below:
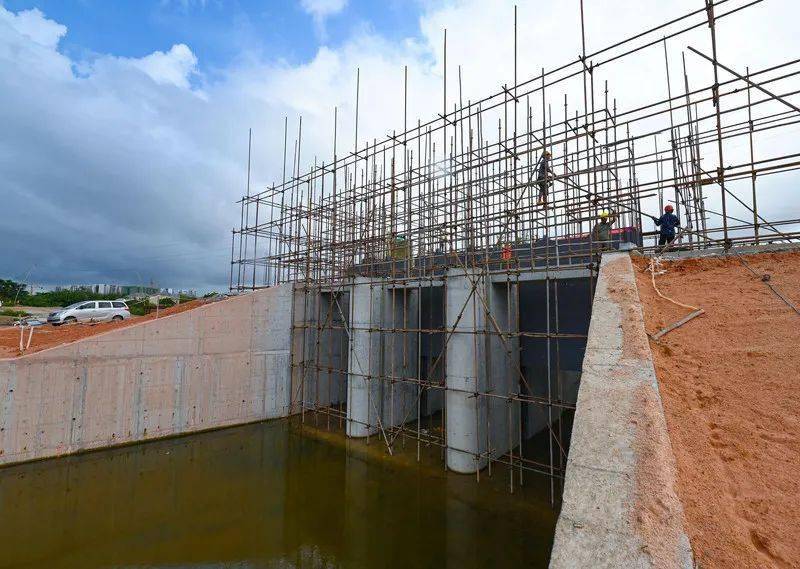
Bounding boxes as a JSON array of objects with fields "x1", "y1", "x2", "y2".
[
  {"x1": 300, "y1": 0, "x2": 347, "y2": 21},
  {"x1": 300, "y1": 0, "x2": 347, "y2": 38},
  {"x1": 128, "y1": 44, "x2": 199, "y2": 89},
  {"x1": 0, "y1": 1, "x2": 798, "y2": 290},
  {"x1": 0, "y1": 6, "x2": 65, "y2": 48}
]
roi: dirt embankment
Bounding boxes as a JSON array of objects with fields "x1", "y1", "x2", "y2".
[
  {"x1": 633, "y1": 250, "x2": 800, "y2": 569},
  {"x1": 0, "y1": 299, "x2": 209, "y2": 359}
]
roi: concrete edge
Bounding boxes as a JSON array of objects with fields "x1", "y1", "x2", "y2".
[
  {"x1": 549, "y1": 252, "x2": 693, "y2": 569},
  {"x1": 0, "y1": 294, "x2": 241, "y2": 362},
  {"x1": 0, "y1": 414, "x2": 278, "y2": 471}
]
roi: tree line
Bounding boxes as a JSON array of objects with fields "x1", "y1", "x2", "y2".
[{"x1": 0, "y1": 279, "x2": 195, "y2": 308}]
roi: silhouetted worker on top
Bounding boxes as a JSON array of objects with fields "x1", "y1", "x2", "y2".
[
  {"x1": 652, "y1": 205, "x2": 681, "y2": 248},
  {"x1": 536, "y1": 150, "x2": 553, "y2": 206}
]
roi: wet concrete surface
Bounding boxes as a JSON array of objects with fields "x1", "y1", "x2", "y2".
[{"x1": 0, "y1": 417, "x2": 556, "y2": 568}]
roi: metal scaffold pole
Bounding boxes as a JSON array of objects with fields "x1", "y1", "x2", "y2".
[{"x1": 228, "y1": 0, "x2": 799, "y2": 501}]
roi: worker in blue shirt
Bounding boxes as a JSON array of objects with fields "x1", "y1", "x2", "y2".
[{"x1": 651, "y1": 204, "x2": 681, "y2": 247}]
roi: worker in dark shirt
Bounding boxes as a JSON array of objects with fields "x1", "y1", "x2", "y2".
[
  {"x1": 592, "y1": 209, "x2": 616, "y2": 250},
  {"x1": 652, "y1": 205, "x2": 681, "y2": 247},
  {"x1": 536, "y1": 150, "x2": 553, "y2": 206}
]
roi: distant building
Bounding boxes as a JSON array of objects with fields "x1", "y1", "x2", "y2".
[
  {"x1": 159, "y1": 287, "x2": 198, "y2": 298},
  {"x1": 48, "y1": 283, "x2": 163, "y2": 296},
  {"x1": 37, "y1": 282, "x2": 197, "y2": 299},
  {"x1": 92, "y1": 284, "x2": 120, "y2": 295},
  {"x1": 115, "y1": 284, "x2": 160, "y2": 296}
]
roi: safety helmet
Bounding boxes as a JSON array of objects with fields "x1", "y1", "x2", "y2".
[
  {"x1": 664, "y1": 205, "x2": 674, "y2": 213},
  {"x1": 599, "y1": 210, "x2": 609, "y2": 219}
]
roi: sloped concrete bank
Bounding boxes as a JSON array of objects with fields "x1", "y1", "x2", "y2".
[
  {"x1": 550, "y1": 253, "x2": 693, "y2": 568},
  {"x1": 0, "y1": 286, "x2": 293, "y2": 467}
]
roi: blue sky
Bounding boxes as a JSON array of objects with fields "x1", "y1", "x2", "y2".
[
  {"x1": 4, "y1": 0, "x2": 420, "y2": 73},
  {"x1": 1, "y1": 0, "x2": 797, "y2": 291},
  {"x1": 0, "y1": 0, "x2": 435, "y2": 291}
]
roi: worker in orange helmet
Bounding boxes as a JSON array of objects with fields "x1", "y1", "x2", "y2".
[{"x1": 652, "y1": 204, "x2": 681, "y2": 248}]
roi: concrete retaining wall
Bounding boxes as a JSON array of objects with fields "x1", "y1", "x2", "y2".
[
  {"x1": 549, "y1": 253, "x2": 693, "y2": 568},
  {"x1": 0, "y1": 285, "x2": 293, "y2": 467}
]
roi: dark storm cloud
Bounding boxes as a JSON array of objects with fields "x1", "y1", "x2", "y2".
[{"x1": 0, "y1": 8, "x2": 246, "y2": 291}]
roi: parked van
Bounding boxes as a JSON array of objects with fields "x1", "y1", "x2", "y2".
[{"x1": 47, "y1": 300, "x2": 131, "y2": 325}]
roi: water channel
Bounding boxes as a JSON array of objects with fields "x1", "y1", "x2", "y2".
[{"x1": 0, "y1": 418, "x2": 557, "y2": 568}]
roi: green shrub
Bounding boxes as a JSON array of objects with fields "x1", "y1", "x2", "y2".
[
  {"x1": 126, "y1": 300, "x2": 150, "y2": 317},
  {"x1": 0, "y1": 308, "x2": 29, "y2": 317},
  {"x1": 24, "y1": 290, "x2": 120, "y2": 307}
]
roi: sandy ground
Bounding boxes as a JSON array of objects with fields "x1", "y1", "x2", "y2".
[
  {"x1": 633, "y1": 250, "x2": 800, "y2": 569},
  {"x1": 0, "y1": 299, "x2": 209, "y2": 359}
]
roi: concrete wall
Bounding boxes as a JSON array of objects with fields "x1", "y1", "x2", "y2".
[
  {"x1": 549, "y1": 253, "x2": 693, "y2": 568},
  {"x1": 0, "y1": 286, "x2": 293, "y2": 467}
]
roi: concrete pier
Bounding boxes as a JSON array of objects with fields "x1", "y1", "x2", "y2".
[
  {"x1": 346, "y1": 278, "x2": 384, "y2": 437},
  {"x1": 347, "y1": 278, "x2": 420, "y2": 438},
  {"x1": 445, "y1": 270, "x2": 519, "y2": 473}
]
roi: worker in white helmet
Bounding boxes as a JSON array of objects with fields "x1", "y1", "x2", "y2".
[{"x1": 592, "y1": 208, "x2": 616, "y2": 250}]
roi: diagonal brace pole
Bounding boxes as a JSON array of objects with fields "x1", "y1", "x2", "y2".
[{"x1": 687, "y1": 46, "x2": 800, "y2": 115}]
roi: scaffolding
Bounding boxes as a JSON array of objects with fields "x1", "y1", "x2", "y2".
[{"x1": 230, "y1": 0, "x2": 800, "y2": 504}]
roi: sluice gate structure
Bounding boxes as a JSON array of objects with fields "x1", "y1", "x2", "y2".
[
  {"x1": 230, "y1": 0, "x2": 800, "y2": 507},
  {"x1": 1, "y1": 2, "x2": 798, "y2": 566}
]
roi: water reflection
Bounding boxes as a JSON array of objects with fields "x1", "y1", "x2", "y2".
[{"x1": 0, "y1": 418, "x2": 556, "y2": 568}]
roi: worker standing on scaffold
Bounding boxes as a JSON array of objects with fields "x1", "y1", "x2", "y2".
[
  {"x1": 536, "y1": 150, "x2": 553, "y2": 207},
  {"x1": 592, "y1": 209, "x2": 616, "y2": 250},
  {"x1": 652, "y1": 204, "x2": 681, "y2": 249}
]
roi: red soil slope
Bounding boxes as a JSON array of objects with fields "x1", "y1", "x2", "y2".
[
  {"x1": 0, "y1": 299, "x2": 209, "y2": 359},
  {"x1": 633, "y1": 250, "x2": 800, "y2": 569}
]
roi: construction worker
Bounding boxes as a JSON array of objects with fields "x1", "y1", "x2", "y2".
[
  {"x1": 536, "y1": 150, "x2": 553, "y2": 206},
  {"x1": 652, "y1": 205, "x2": 681, "y2": 248},
  {"x1": 389, "y1": 233, "x2": 410, "y2": 260},
  {"x1": 592, "y1": 209, "x2": 616, "y2": 250}
]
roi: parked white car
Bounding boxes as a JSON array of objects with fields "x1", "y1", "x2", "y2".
[{"x1": 47, "y1": 300, "x2": 131, "y2": 325}]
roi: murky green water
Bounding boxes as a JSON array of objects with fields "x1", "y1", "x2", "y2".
[{"x1": 0, "y1": 419, "x2": 556, "y2": 568}]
